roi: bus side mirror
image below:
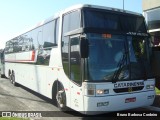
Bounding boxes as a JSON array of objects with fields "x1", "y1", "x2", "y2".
[{"x1": 80, "y1": 38, "x2": 89, "y2": 58}]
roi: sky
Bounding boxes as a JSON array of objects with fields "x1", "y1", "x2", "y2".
[{"x1": 0, "y1": 0, "x2": 142, "y2": 49}]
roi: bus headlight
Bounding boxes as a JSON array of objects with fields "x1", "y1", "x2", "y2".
[
  {"x1": 83, "y1": 84, "x2": 109, "y2": 96},
  {"x1": 84, "y1": 84, "x2": 96, "y2": 96},
  {"x1": 96, "y1": 89, "x2": 109, "y2": 95},
  {"x1": 96, "y1": 89, "x2": 104, "y2": 94},
  {"x1": 88, "y1": 89, "x2": 95, "y2": 95},
  {"x1": 146, "y1": 85, "x2": 155, "y2": 90}
]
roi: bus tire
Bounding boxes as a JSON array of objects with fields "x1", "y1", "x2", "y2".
[
  {"x1": 56, "y1": 84, "x2": 68, "y2": 111},
  {"x1": 11, "y1": 72, "x2": 17, "y2": 86},
  {"x1": 1, "y1": 74, "x2": 5, "y2": 78},
  {"x1": 0, "y1": 70, "x2": 5, "y2": 78},
  {"x1": 52, "y1": 81, "x2": 58, "y2": 104},
  {"x1": 9, "y1": 72, "x2": 12, "y2": 83}
]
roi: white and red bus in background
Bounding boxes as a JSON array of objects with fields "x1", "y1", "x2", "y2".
[
  {"x1": 4, "y1": 4, "x2": 155, "y2": 115},
  {"x1": 0, "y1": 49, "x2": 5, "y2": 78}
]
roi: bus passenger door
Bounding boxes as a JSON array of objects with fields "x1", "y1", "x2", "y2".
[{"x1": 69, "y1": 35, "x2": 83, "y2": 111}]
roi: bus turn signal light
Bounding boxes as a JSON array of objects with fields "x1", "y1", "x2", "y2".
[{"x1": 102, "y1": 33, "x2": 112, "y2": 38}]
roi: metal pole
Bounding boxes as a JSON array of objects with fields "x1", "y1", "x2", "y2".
[{"x1": 123, "y1": 0, "x2": 124, "y2": 10}]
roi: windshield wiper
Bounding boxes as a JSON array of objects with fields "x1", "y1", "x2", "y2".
[
  {"x1": 112, "y1": 42, "x2": 128, "y2": 83},
  {"x1": 112, "y1": 52, "x2": 127, "y2": 83}
]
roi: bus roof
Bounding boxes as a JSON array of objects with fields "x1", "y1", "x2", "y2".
[
  {"x1": 45, "y1": 4, "x2": 142, "y2": 25},
  {"x1": 7, "y1": 4, "x2": 143, "y2": 42},
  {"x1": 62, "y1": 4, "x2": 142, "y2": 16}
]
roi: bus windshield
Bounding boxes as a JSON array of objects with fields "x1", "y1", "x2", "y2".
[
  {"x1": 83, "y1": 8, "x2": 146, "y2": 33},
  {"x1": 87, "y1": 33, "x2": 153, "y2": 82}
]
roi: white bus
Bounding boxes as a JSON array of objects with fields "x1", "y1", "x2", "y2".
[
  {"x1": 0, "y1": 49, "x2": 5, "y2": 78},
  {"x1": 4, "y1": 4, "x2": 155, "y2": 115}
]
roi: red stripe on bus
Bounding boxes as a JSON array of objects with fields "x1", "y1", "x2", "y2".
[
  {"x1": 65, "y1": 88, "x2": 68, "y2": 91},
  {"x1": 31, "y1": 50, "x2": 35, "y2": 61},
  {"x1": 5, "y1": 60, "x2": 35, "y2": 62},
  {"x1": 5, "y1": 50, "x2": 35, "y2": 62}
]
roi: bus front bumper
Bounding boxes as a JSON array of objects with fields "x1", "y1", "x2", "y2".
[{"x1": 83, "y1": 90, "x2": 155, "y2": 115}]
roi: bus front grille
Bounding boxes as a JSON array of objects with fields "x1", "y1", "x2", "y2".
[{"x1": 113, "y1": 86, "x2": 144, "y2": 93}]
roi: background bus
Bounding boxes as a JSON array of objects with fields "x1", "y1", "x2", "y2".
[
  {"x1": 0, "y1": 49, "x2": 5, "y2": 78},
  {"x1": 4, "y1": 4, "x2": 155, "y2": 115}
]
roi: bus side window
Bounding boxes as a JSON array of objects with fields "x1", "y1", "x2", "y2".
[
  {"x1": 55, "y1": 18, "x2": 60, "y2": 45},
  {"x1": 70, "y1": 37, "x2": 82, "y2": 85},
  {"x1": 32, "y1": 26, "x2": 43, "y2": 50},
  {"x1": 62, "y1": 37, "x2": 69, "y2": 77},
  {"x1": 62, "y1": 10, "x2": 80, "y2": 34},
  {"x1": 43, "y1": 20, "x2": 56, "y2": 48}
]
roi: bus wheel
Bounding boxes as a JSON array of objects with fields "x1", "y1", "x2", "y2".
[
  {"x1": 0, "y1": 71, "x2": 5, "y2": 78},
  {"x1": 9, "y1": 73, "x2": 12, "y2": 83},
  {"x1": 1, "y1": 74, "x2": 5, "y2": 78},
  {"x1": 12, "y1": 72, "x2": 17, "y2": 86},
  {"x1": 56, "y1": 86, "x2": 68, "y2": 111}
]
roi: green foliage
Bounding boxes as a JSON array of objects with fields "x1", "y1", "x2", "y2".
[
  {"x1": 155, "y1": 87, "x2": 160, "y2": 95},
  {"x1": 70, "y1": 64, "x2": 81, "y2": 81}
]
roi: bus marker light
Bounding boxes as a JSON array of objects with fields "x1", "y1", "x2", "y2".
[
  {"x1": 125, "y1": 97, "x2": 136, "y2": 103},
  {"x1": 65, "y1": 88, "x2": 68, "y2": 91},
  {"x1": 102, "y1": 33, "x2": 112, "y2": 38},
  {"x1": 31, "y1": 50, "x2": 35, "y2": 61}
]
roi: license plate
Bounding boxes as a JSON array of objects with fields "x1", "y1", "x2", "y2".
[
  {"x1": 125, "y1": 97, "x2": 136, "y2": 103},
  {"x1": 97, "y1": 102, "x2": 109, "y2": 107}
]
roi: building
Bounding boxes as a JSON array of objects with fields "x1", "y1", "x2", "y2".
[
  {"x1": 143, "y1": 0, "x2": 160, "y2": 89},
  {"x1": 142, "y1": 0, "x2": 160, "y2": 47}
]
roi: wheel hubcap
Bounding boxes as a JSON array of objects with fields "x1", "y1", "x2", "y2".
[{"x1": 56, "y1": 90, "x2": 64, "y2": 108}]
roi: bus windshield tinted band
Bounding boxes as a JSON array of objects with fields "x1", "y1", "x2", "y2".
[{"x1": 83, "y1": 9, "x2": 146, "y2": 33}]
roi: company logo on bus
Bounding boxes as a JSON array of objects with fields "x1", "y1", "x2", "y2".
[
  {"x1": 126, "y1": 32, "x2": 148, "y2": 36},
  {"x1": 128, "y1": 87, "x2": 132, "y2": 92},
  {"x1": 114, "y1": 81, "x2": 144, "y2": 89}
]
